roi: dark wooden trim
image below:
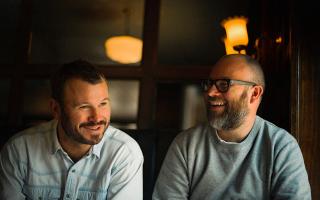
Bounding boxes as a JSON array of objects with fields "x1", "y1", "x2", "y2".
[
  {"x1": 6, "y1": 0, "x2": 32, "y2": 128},
  {"x1": 155, "y1": 65, "x2": 212, "y2": 80},
  {"x1": 290, "y1": 40, "x2": 301, "y2": 141},
  {"x1": 292, "y1": 0, "x2": 320, "y2": 197},
  {"x1": 1, "y1": 64, "x2": 213, "y2": 80},
  {"x1": 7, "y1": 69, "x2": 24, "y2": 128},
  {"x1": 16, "y1": 0, "x2": 32, "y2": 64},
  {"x1": 138, "y1": 0, "x2": 161, "y2": 129}
]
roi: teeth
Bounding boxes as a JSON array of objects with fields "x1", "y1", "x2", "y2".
[{"x1": 211, "y1": 102, "x2": 225, "y2": 106}]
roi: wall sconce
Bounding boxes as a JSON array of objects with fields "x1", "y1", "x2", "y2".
[
  {"x1": 221, "y1": 16, "x2": 249, "y2": 54},
  {"x1": 104, "y1": 8, "x2": 143, "y2": 64},
  {"x1": 223, "y1": 37, "x2": 246, "y2": 55}
]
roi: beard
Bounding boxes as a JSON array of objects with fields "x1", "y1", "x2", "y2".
[
  {"x1": 60, "y1": 109, "x2": 109, "y2": 145},
  {"x1": 207, "y1": 89, "x2": 249, "y2": 130}
]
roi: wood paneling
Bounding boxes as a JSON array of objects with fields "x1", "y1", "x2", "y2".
[
  {"x1": 137, "y1": 0, "x2": 161, "y2": 129},
  {"x1": 295, "y1": 25, "x2": 320, "y2": 200},
  {"x1": 299, "y1": 53, "x2": 320, "y2": 198},
  {"x1": 292, "y1": 0, "x2": 320, "y2": 197},
  {"x1": 259, "y1": 0, "x2": 320, "y2": 197}
]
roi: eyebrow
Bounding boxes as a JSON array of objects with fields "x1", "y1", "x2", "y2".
[
  {"x1": 73, "y1": 97, "x2": 110, "y2": 107},
  {"x1": 102, "y1": 97, "x2": 110, "y2": 102}
]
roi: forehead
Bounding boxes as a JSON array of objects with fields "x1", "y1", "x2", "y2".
[
  {"x1": 210, "y1": 57, "x2": 252, "y2": 80},
  {"x1": 63, "y1": 78, "x2": 109, "y2": 101}
]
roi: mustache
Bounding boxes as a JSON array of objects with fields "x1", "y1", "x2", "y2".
[
  {"x1": 79, "y1": 120, "x2": 107, "y2": 128},
  {"x1": 207, "y1": 96, "x2": 225, "y2": 102}
]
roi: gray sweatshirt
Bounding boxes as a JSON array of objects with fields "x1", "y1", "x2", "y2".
[{"x1": 153, "y1": 116, "x2": 311, "y2": 200}]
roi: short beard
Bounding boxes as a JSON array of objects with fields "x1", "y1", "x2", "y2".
[
  {"x1": 208, "y1": 89, "x2": 249, "y2": 130},
  {"x1": 60, "y1": 107, "x2": 108, "y2": 145}
]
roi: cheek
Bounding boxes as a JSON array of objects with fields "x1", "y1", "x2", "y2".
[
  {"x1": 103, "y1": 107, "x2": 111, "y2": 118},
  {"x1": 68, "y1": 110, "x2": 88, "y2": 124}
]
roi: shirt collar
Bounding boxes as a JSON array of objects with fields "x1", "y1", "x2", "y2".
[
  {"x1": 50, "y1": 120, "x2": 63, "y2": 155},
  {"x1": 91, "y1": 136, "x2": 104, "y2": 158}
]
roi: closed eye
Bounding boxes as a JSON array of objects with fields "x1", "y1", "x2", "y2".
[
  {"x1": 79, "y1": 105, "x2": 90, "y2": 109},
  {"x1": 100, "y1": 101, "x2": 109, "y2": 107}
]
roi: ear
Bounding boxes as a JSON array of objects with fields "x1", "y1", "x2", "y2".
[
  {"x1": 250, "y1": 85, "x2": 264, "y2": 104},
  {"x1": 50, "y1": 98, "x2": 61, "y2": 120}
]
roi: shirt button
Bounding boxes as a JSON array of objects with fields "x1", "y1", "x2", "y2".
[
  {"x1": 66, "y1": 194, "x2": 70, "y2": 198},
  {"x1": 72, "y1": 169, "x2": 76, "y2": 173}
]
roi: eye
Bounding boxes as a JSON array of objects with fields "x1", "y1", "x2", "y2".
[
  {"x1": 217, "y1": 80, "x2": 228, "y2": 87},
  {"x1": 100, "y1": 101, "x2": 109, "y2": 107},
  {"x1": 79, "y1": 105, "x2": 90, "y2": 109}
]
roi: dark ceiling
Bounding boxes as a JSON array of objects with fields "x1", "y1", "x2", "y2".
[{"x1": 1, "y1": 0, "x2": 258, "y2": 65}]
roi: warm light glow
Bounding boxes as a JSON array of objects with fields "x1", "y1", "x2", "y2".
[
  {"x1": 223, "y1": 37, "x2": 238, "y2": 55},
  {"x1": 105, "y1": 36, "x2": 143, "y2": 64},
  {"x1": 223, "y1": 38, "x2": 246, "y2": 55},
  {"x1": 275, "y1": 36, "x2": 282, "y2": 44},
  {"x1": 221, "y1": 17, "x2": 249, "y2": 47}
]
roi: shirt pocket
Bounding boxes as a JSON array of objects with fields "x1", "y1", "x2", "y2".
[{"x1": 23, "y1": 185, "x2": 61, "y2": 200}]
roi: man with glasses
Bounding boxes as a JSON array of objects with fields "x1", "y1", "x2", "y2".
[{"x1": 153, "y1": 54, "x2": 311, "y2": 199}]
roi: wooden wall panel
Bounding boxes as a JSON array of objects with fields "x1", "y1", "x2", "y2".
[
  {"x1": 297, "y1": 44, "x2": 320, "y2": 199},
  {"x1": 293, "y1": 1, "x2": 320, "y2": 197}
]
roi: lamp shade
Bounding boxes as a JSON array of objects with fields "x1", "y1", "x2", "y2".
[
  {"x1": 221, "y1": 17, "x2": 249, "y2": 47},
  {"x1": 105, "y1": 36, "x2": 143, "y2": 64},
  {"x1": 223, "y1": 37, "x2": 246, "y2": 55},
  {"x1": 223, "y1": 37, "x2": 238, "y2": 55}
]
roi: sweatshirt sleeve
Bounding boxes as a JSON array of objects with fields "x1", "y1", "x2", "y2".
[
  {"x1": 270, "y1": 138, "x2": 311, "y2": 200},
  {"x1": 152, "y1": 139, "x2": 189, "y2": 200}
]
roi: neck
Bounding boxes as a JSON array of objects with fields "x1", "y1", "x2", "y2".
[
  {"x1": 57, "y1": 123, "x2": 91, "y2": 162},
  {"x1": 216, "y1": 114, "x2": 256, "y2": 143}
]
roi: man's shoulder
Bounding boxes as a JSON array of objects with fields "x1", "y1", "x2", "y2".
[
  {"x1": 172, "y1": 123, "x2": 211, "y2": 146},
  {"x1": 5, "y1": 120, "x2": 56, "y2": 146},
  {"x1": 105, "y1": 126, "x2": 138, "y2": 144},
  {"x1": 179, "y1": 123, "x2": 209, "y2": 137},
  {"x1": 256, "y1": 116, "x2": 297, "y2": 146},
  {"x1": 1, "y1": 120, "x2": 56, "y2": 159},
  {"x1": 104, "y1": 126, "x2": 143, "y2": 156}
]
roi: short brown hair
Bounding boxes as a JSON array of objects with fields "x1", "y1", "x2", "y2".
[{"x1": 51, "y1": 59, "x2": 106, "y2": 105}]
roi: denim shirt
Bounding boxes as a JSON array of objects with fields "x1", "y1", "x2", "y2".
[{"x1": 0, "y1": 120, "x2": 143, "y2": 200}]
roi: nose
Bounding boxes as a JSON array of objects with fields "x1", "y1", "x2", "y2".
[
  {"x1": 206, "y1": 84, "x2": 221, "y2": 97},
  {"x1": 88, "y1": 107, "x2": 103, "y2": 122}
]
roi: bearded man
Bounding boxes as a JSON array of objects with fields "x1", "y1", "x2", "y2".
[
  {"x1": 153, "y1": 54, "x2": 311, "y2": 200},
  {"x1": 0, "y1": 60, "x2": 143, "y2": 200}
]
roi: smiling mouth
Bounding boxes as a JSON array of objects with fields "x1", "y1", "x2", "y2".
[
  {"x1": 208, "y1": 101, "x2": 226, "y2": 112},
  {"x1": 209, "y1": 101, "x2": 226, "y2": 106},
  {"x1": 80, "y1": 120, "x2": 107, "y2": 129},
  {"x1": 83, "y1": 125, "x2": 103, "y2": 131}
]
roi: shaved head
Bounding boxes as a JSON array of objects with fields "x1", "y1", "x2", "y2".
[{"x1": 215, "y1": 54, "x2": 265, "y2": 90}]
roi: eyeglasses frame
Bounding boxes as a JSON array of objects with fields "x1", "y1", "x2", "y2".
[{"x1": 201, "y1": 78, "x2": 257, "y2": 93}]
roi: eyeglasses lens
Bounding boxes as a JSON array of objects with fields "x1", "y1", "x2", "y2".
[
  {"x1": 202, "y1": 79, "x2": 230, "y2": 93},
  {"x1": 216, "y1": 80, "x2": 229, "y2": 92}
]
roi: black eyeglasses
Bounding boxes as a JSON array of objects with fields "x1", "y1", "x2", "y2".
[{"x1": 201, "y1": 79, "x2": 256, "y2": 93}]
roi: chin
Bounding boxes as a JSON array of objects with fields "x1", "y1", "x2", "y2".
[
  {"x1": 78, "y1": 130, "x2": 106, "y2": 145},
  {"x1": 82, "y1": 136, "x2": 104, "y2": 145},
  {"x1": 208, "y1": 112, "x2": 224, "y2": 120}
]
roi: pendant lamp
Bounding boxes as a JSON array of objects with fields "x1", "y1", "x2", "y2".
[{"x1": 105, "y1": 8, "x2": 143, "y2": 64}]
